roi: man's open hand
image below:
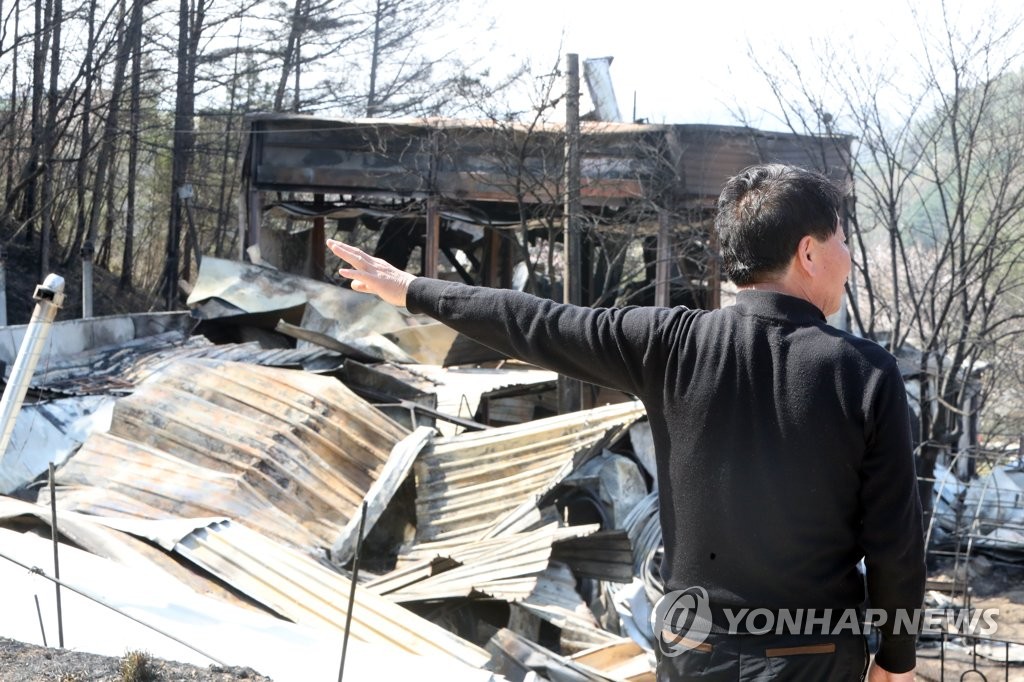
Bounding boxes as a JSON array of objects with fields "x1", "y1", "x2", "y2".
[{"x1": 326, "y1": 239, "x2": 416, "y2": 307}]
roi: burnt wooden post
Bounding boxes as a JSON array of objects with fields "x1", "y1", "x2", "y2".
[
  {"x1": 559, "y1": 53, "x2": 582, "y2": 413},
  {"x1": 312, "y1": 193, "x2": 325, "y2": 279},
  {"x1": 655, "y1": 209, "x2": 671, "y2": 308},
  {"x1": 425, "y1": 195, "x2": 440, "y2": 279}
]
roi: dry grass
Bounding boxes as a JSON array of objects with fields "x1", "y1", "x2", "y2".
[{"x1": 119, "y1": 649, "x2": 158, "y2": 682}]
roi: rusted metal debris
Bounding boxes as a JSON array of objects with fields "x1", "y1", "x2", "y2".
[{"x1": 0, "y1": 262, "x2": 673, "y2": 681}]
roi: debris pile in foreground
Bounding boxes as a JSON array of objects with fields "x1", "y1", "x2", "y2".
[{"x1": 0, "y1": 260, "x2": 664, "y2": 681}]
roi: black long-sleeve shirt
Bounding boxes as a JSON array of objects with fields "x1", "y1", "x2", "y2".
[{"x1": 407, "y1": 279, "x2": 925, "y2": 672}]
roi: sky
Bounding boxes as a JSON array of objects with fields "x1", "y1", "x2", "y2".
[{"x1": 480, "y1": 0, "x2": 1015, "y2": 130}]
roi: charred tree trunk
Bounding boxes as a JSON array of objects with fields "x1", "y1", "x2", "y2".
[
  {"x1": 67, "y1": 0, "x2": 97, "y2": 266},
  {"x1": 120, "y1": 0, "x2": 143, "y2": 290},
  {"x1": 84, "y1": 0, "x2": 134, "y2": 310},
  {"x1": 5, "y1": 0, "x2": 20, "y2": 208},
  {"x1": 97, "y1": 150, "x2": 118, "y2": 268},
  {"x1": 215, "y1": 29, "x2": 242, "y2": 258},
  {"x1": 273, "y1": 0, "x2": 303, "y2": 112},
  {"x1": 39, "y1": 0, "x2": 62, "y2": 278},
  {"x1": 22, "y1": 0, "x2": 52, "y2": 246},
  {"x1": 163, "y1": 0, "x2": 202, "y2": 308},
  {"x1": 366, "y1": 0, "x2": 383, "y2": 117}
]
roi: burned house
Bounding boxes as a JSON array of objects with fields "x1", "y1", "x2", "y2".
[{"x1": 239, "y1": 114, "x2": 852, "y2": 311}]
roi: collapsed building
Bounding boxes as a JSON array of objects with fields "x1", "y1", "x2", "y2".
[
  {"x1": 239, "y1": 114, "x2": 851, "y2": 308},
  {"x1": 0, "y1": 108, "x2": 1020, "y2": 680}
]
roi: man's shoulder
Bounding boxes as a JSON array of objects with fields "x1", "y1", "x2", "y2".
[{"x1": 817, "y1": 324, "x2": 901, "y2": 373}]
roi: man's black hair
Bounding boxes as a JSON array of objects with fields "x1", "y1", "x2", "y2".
[{"x1": 715, "y1": 164, "x2": 843, "y2": 285}]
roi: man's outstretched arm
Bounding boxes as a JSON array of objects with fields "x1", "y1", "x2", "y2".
[{"x1": 326, "y1": 239, "x2": 675, "y2": 397}]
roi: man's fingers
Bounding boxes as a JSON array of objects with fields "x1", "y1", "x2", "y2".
[
  {"x1": 328, "y1": 238, "x2": 411, "y2": 307},
  {"x1": 326, "y1": 240, "x2": 371, "y2": 269}
]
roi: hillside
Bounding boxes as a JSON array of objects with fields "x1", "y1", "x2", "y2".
[{"x1": 3, "y1": 240, "x2": 167, "y2": 326}]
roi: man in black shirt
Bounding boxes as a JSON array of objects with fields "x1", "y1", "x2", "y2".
[{"x1": 327, "y1": 164, "x2": 924, "y2": 681}]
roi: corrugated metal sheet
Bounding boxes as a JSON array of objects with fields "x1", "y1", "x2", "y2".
[
  {"x1": 170, "y1": 519, "x2": 492, "y2": 669},
  {"x1": 188, "y1": 256, "x2": 414, "y2": 363},
  {"x1": 621, "y1": 492, "x2": 662, "y2": 576},
  {"x1": 551, "y1": 530, "x2": 633, "y2": 583},
  {"x1": 0, "y1": 395, "x2": 112, "y2": 493},
  {"x1": 370, "y1": 523, "x2": 600, "y2": 602},
  {"x1": 0, "y1": 497, "x2": 260, "y2": 612},
  {"x1": 348, "y1": 362, "x2": 559, "y2": 436},
  {"x1": 488, "y1": 626, "x2": 654, "y2": 681},
  {"x1": 516, "y1": 562, "x2": 620, "y2": 652},
  {"x1": 413, "y1": 401, "x2": 646, "y2": 543},
  {"x1": 487, "y1": 627, "x2": 606, "y2": 682},
  {"x1": 0, "y1": 513, "x2": 497, "y2": 681},
  {"x1": 398, "y1": 364, "x2": 559, "y2": 436},
  {"x1": 31, "y1": 333, "x2": 340, "y2": 395},
  {"x1": 569, "y1": 639, "x2": 655, "y2": 682},
  {"x1": 50, "y1": 359, "x2": 408, "y2": 549}
]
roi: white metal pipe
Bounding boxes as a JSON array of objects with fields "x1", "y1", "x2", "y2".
[
  {"x1": 583, "y1": 56, "x2": 622, "y2": 123},
  {"x1": 82, "y1": 258, "x2": 93, "y2": 319},
  {"x1": 0, "y1": 274, "x2": 66, "y2": 463}
]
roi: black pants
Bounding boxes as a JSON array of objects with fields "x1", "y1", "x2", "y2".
[{"x1": 656, "y1": 631, "x2": 868, "y2": 682}]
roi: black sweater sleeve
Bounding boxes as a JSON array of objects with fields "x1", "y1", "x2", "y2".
[
  {"x1": 859, "y1": 362, "x2": 926, "y2": 673},
  {"x1": 406, "y1": 277, "x2": 675, "y2": 397}
]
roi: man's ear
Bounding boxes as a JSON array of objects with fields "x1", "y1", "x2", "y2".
[{"x1": 794, "y1": 235, "x2": 817, "y2": 277}]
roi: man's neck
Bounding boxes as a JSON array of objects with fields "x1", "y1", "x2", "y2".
[{"x1": 739, "y1": 279, "x2": 822, "y2": 314}]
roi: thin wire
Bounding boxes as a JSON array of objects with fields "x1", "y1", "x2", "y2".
[{"x1": 0, "y1": 548, "x2": 228, "y2": 666}]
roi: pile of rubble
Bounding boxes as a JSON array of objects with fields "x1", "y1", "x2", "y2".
[{"x1": 0, "y1": 259, "x2": 667, "y2": 681}]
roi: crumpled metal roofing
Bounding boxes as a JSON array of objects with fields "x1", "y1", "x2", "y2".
[
  {"x1": 51, "y1": 358, "x2": 408, "y2": 549},
  {"x1": 622, "y1": 491, "x2": 662, "y2": 577},
  {"x1": 489, "y1": 627, "x2": 640, "y2": 682},
  {"x1": 516, "y1": 562, "x2": 621, "y2": 653},
  {"x1": 368, "y1": 523, "x2": 601, "y2": 602},
  {"x1": 0, "y1": 505, "x2": 497, "y2": 680},
  {"x1": 360, "y1": 362, "x2": 559, "y2": 436},
  {"x1": 0, "y1": 497, "x2": 256, "y2": 611},
  {"x1": 187, "y1": 256, "x2": 415, "y2": 363},
  {"x1": 28, "y1": 332, "x2": 340, "y2": 395},
  {"x1": 412, "y1": 401, "x2": 646, "y2": 543},
  {"x1": 0, "y1": 395, "x2": 112, "y2": 494},
  {"x1": 168, "y1": 519, "x2": 492, "y2": 669}
]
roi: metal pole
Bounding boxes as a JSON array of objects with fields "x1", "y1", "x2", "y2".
[
  {"x1": 559, "y1": 53, "x2": 582, "y2": 414},
  {"x1": 0, "y1": 274, "x2": 65, "y2": 462},
  {"x1": 81, "y1": 241, "x2": 94, "y2": 319},
  {"x1": 0, "y1": 245, "x2": 7, "y2": 326},
  {"x1": 34, "y1": 595, "x2": 47, "y2": 647},
  {"x1": 49, "y1": 462, "x2": 63, "y2": 648},
  {"x1": 337, "y1": 502, "x2": 367, "y2": 682}
]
